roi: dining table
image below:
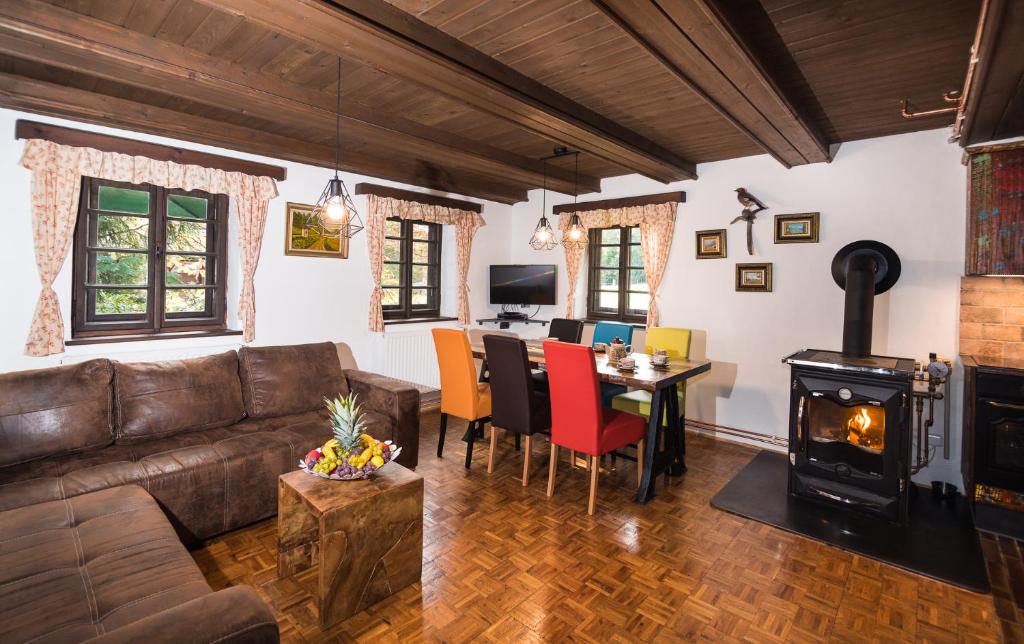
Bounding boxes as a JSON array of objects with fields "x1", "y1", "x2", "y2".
[{"x1": 470, "y1": 338, "x2": 712, "y2": 503}]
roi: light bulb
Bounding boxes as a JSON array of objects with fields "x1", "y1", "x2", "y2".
[
  {"x1": 569, "y1": 227, "x2": 582, "y2": 240},
  {"x1": 325, "y1": 197, "x2": 348, "y2": 223},
  {"x1": 537, "y1": 229, "x2": 551, "y2": 241}
]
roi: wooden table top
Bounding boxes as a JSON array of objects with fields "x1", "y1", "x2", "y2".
[
  {"x1": 279, "y1": 464, "x2": 423, "y2": 515},
  {"x1": 471, "y1": 339, "x2": 711, "y2": 392}
]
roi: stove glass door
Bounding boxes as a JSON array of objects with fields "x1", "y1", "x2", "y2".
[
  {"x1": 978, "y1": 398, "x2": 1024, "y2": 491},
  {"x1": 806, "y1": 396, "x2": 886, "y2": 476}
]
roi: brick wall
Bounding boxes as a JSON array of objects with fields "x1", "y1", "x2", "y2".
[{"x1": 960, "y1": 276, "x2": 1024, "y2": 361}]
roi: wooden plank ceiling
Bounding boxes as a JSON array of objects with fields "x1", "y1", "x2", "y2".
[{"x1": 0, "y1": 0, "x2": 979, "y2": 204}]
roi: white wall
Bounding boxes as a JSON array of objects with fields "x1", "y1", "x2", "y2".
[
  {"x1": 0, "y1": 108, "x2": 513, "y2": 376},
  {"x1": 506, "y1": 129, "x2": 966, "y2": 484},
  {"x1": 0, "y1": 107, "x2": 968, "y2": 483}
]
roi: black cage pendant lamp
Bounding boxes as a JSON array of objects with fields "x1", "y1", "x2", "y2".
[
  {"x1": 313, "y1": 57, "x2": 363, "y2": 239},
  {"x1": 561, "y1": 151, "x2": 586, "y2": 249},
  {"x1": 528, "y1": 158, "x2": 557, "y2": 250}
]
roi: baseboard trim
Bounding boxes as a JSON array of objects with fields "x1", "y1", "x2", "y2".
[{"x1": 685, "y1": 419, "x2": 788, "y2": 451}]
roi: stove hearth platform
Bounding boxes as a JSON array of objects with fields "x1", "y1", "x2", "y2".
[{"x1": 711, "y1": 450, "x2": 990, "y2": 593}]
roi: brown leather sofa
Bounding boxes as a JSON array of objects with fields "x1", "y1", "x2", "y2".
[{"x1": 0, "y1": 342, "x2": 420, "y2": 643}]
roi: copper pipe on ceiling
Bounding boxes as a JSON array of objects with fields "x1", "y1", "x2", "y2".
[
  {"x1": 950, "y1": 0, "x2": 993, "y2": 140},
  {"x1": 898, "y1": 0, "x2": 991, "y2": 139}
]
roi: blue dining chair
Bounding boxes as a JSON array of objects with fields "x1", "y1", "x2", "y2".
[
  {"x1": 592, "y1": 321, "x2": 634, "y2": 407},
  {"x1": 592, "y1": 321, "x2": 634, "y2": 349}
]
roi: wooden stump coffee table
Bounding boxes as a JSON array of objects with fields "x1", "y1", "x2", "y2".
[{"x1": 277, "y1": 465, "x2": 424, "y2": 628}]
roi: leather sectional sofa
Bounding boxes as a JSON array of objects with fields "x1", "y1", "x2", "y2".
[{"x1": 0, "y1": 342, "x2": 420, "y2": 643}]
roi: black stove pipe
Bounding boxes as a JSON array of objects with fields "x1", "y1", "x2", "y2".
[
  {"x1": 832, "y1": 240, "x2": 901, "y2": 359},
  {"x1": 842, "y1": 254, "x2": 876, "y2": 358}
]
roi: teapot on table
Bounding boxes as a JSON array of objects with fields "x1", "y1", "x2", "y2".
[{"x1": 607, "y1": 336, "x2": 631, "y2": 366}]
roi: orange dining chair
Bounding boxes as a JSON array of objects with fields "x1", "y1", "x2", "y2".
[{"x1": 432, "y1": 328, "x2": 492, "y2": 468}]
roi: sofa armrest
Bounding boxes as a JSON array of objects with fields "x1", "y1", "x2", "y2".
[
  {"x1": 87, "y1": 586, "x2": 278, "y2": 644},
  {"x1": 344, "y1": 369, "x2": 420, "y2": 470}
]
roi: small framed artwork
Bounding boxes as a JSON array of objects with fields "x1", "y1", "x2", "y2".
[
  {"x1": 774, "y1": 212, "x2": 820, "y2": 244},
  {"x1": 736, "y1": 263, "x2": 772, "y2": 292},
  {"x1": 285, "y1": 201, "x2": 349, "y2": 259},
  {"x1": 696, "y1": 229, "x2": 727, "y2": 259}
]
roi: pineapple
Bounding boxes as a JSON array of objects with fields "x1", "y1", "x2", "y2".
[{"x1": 325, "y1": 393, "x2": 368, "y2": 458}]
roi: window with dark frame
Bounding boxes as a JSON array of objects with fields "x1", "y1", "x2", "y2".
[
  {"x1": 586, "y1": 225, "x2": 648, "y2": 323},
  {"x1": 71, "y1": 177, "x2": 228, "y2": 338},
  {"x1": 381, "y1": 218, "x2": 442, "y2": 320}
]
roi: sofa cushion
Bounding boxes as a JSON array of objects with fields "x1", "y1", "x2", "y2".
[
  {"x1": 239, "y1": 342, "x2": 349, "y2": 419},
  {"x1": 0, "y1": 411, "x2": 349, "y2": 540},
  {"x1": 114, "y1": 351, "x2": 245, "y2": 444},
  {"x1": 0, "y1": 359, "x2": 113, "y2": 468},
  {"x1": 0, "y1": 485, "x2": 212, "y2": 643}
]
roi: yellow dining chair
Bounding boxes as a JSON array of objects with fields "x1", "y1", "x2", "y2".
[
  {"x1": 611, "y1": 327, "x2": 691, "y2": 423},
  {"x1": 432, "y1": 328, "x2": 492, "y2": 468}
]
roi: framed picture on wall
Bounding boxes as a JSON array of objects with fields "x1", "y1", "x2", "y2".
[
  {"x1": 285, "y1": 201, "x2": 349, "y2": 259},
  {"x1": 736, "y1": 263, "x2": 772, "y2": 292},
  {"x1": 695, "y1": 229, "x2": 727, "y2": 259},
  {"x1": 774, "y1": 212, "x2": 819, "y2": 243}
]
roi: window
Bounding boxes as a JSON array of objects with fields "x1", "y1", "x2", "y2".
[
  {"x1": 382, "y1": 218, "x2": 442, "y2": 320},
  {"x1": 71, "y1": 177, "x2": 228, "y2": 337},
  {"x1": 586, "y1": 226, "x2": 648, "y2": 323}
]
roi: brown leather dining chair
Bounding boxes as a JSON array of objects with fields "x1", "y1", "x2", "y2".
[
  {"x1": 482, "y1": 334, "x2": 552, "y2": 485},
  {"x1": 547, "y1": 318, "x2": 584, "y2": 344}
]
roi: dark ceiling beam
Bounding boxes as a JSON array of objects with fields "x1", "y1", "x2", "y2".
[
  {"x1": 354, "y1": 183, "x2": 483, "y2": 213},
  {"x1": 0, "y1": 0, "x2": 594, "y2": 195},
  {"x1": 959, "y1": 0, "x2": 1024, "y2": 145},
  {"x1": 0, "y1": 72, "x2": 528, "y2": 204},
  {"x1": 590, "y1": 0, "x2": 831, "y2": 167},
  {"x1": 193, "y1": 0, "x2": 697, "y2": 182}
]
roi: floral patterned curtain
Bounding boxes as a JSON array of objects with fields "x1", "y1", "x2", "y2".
[
  {"x1": 19, "y1": 139, "x2": 278, "y2": 355},
  {"x1": 366, "y1": 194, "x2": 485, "y2": 332},
  {"x1": 558, "y1": 200, "x2": 679, "y2": 327}
]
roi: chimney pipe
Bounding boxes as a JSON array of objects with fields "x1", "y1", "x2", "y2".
[
  {"x1": 842, "y1": 254, "x2": 877, "y2": 357},
  {"x1": 832, "y1": 240, "x2": 901, "y2": 358}
]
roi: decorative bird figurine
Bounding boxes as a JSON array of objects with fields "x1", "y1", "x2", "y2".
[{"x1": 730, "y1": 187, "x2": 768, "y2": 255}]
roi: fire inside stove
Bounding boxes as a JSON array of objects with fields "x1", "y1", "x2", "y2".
[{"x1": 809, "y1": 401, "x2": 886, "y2": 453}]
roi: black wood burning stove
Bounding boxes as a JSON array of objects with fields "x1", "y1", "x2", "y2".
[{"x1": 784, "y1": 241, "x2": 914, "y2": 524}]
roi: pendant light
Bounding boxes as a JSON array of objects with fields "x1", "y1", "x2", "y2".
[
  {"x1": 312, "y1": 57, "x2": 363, "y2": 239},
  {"x1": 528, "y1": 158, "x2": 557, "y2": 250},
  {"x1": 561, "y1": 152, "x2": 586, "y2": 248}
]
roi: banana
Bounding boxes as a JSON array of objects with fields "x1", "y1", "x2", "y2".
[{"x1": 322, "y1": 445, "x2": 337, "y2": 460}]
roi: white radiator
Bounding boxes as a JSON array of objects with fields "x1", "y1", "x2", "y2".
[{"x1": 365, "y1": 328, "x2": 445, "y2": 388}]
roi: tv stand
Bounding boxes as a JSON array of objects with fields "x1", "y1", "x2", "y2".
[{"x1": 476, "y1": 317, "x2": 549, "y2": 329}]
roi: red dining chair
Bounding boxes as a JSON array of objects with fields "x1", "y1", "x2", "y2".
[{"x1": 542, "y1": 341, "x2": 646, "y2": 515}]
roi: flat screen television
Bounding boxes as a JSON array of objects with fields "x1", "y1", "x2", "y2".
[{"x1": 490, "y1": 264, "x2": 557, "y2": 305}]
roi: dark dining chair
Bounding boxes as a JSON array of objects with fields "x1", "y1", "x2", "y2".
[
  {"x1": 547, "y1": 318, "x2": 584, "y2": 344},
  {"x1": 482, "y1": 334, "x2": 552, "y2": 485}
]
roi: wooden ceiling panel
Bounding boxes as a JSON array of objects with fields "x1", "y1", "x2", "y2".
[
  {"x1": 206, "y1": 18, "x2": 267, "y2": 60},
  {"x1": 182, "y1": 9, "x2": 243, "y2": 53},
  {"x1": 387, "y1": 0, "x2": 761, "y2": 167},
  {"x1": 122, "y1": 0, "x2": 179, "y2": 36},
  {"x1": 86, "y1": 0, "x2": 134, "y2": 25},
  {"x1": 152, "y1": 1, "x2": 214, "y2": 45},
  {"x1": 751, "y1": 0, "x2": 979, "y2": 142},
  {"x1": 8, "y1": 0, "x2": 990, "y2": 202}
]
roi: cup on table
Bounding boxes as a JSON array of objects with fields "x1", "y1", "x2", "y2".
[
  {"x1": 593, "y1": 342, "x2": 607, "y2": 352},
  {"x1": 618, "y1": 356, "x2": 636, "y2": 370},
  {"x1": 651, "y1": 351, "x2": 669, "y2": 367}
]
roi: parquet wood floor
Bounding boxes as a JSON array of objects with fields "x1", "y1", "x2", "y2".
[{"x1": 191, "y1": 412, "x2": 1004, "y2": 643}]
